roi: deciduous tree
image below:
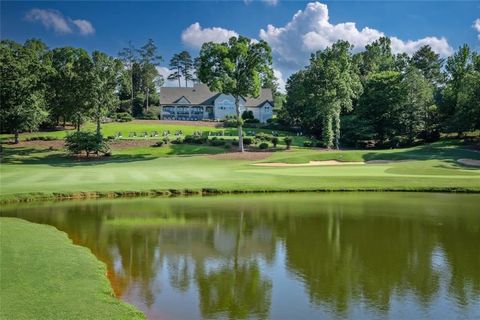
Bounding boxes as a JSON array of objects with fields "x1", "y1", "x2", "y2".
[
  {"x1": 0, "y1": 40, "x2": 49, "y2": 143},
  {"x1": 197, "y1": 36, "x2": 273, "y2": 152}
]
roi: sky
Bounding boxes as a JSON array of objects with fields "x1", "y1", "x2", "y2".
[{"x1": 2, "y1": 0, "x2": 479, "y2": 90}]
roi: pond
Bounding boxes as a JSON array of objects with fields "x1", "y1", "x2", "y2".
[{"x1": 1, "y1": 193, "x2": 480, "y2": 319}]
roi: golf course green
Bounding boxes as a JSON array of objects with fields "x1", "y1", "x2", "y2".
[{"x1": 1, "y1": 121, "x2": 479, "y2": 202}]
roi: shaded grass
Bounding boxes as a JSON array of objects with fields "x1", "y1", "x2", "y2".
[
  {"x1": 0, "y1": 217, "x2": 144, "y2": 319},
  {"x1": 260, "y1": 140, "x2": 480, "y2": 164}
]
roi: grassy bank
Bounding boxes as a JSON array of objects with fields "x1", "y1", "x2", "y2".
[
  {"x1": 0, "y1": 217, "x2": 144, "y2": 319},
  {"x1": 1, "y1": 137, "x2": 479, "y2": 202}
]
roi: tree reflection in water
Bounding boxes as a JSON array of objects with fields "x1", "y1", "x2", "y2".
[{"x1": 1, "y1": 193, "x2": 479, "y2": 319}]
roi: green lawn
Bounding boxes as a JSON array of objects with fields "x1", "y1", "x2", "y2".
[
  {"x1": 0, "y1": 217, "x2": 144, "y2": 319},
  {"x1": 1, "y1": 139, "x2": 479, "y2": 202},
  {"x1": 0, "y1": 120, "x2": 307, "y2": 146}
]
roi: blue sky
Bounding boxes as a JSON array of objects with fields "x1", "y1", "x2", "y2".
[{"x1": 2, "y1": 1, "x2": 479, "y2": 89}]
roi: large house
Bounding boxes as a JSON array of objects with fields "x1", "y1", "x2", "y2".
[{"x1": 159, "y1": 84, "x2": 274, "y2": 123}]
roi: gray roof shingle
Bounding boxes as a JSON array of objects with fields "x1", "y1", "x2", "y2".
[{"x1": 160, "y1": 84, "x2": 273, "y2": 107}]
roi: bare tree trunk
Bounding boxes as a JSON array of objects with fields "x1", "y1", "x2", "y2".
[
  {"x1": 178, "y1": 66, "x2": 181, "y2": 87},
  {"x1": 76, "y1": 114, "x2": 81, "y2": 132},
  {"x1": 235, "y1": 95, "x2": 244, "y2": 152},
  {"x1": 145, "y1": 88, "x2": 149, "y2": 111},
  {"x1": 96, "y1": 105, "x2": 101, "y2": 136},
  {"x1": 131, "y1": 67, "x2": 134, "y2": 113},
  {"x1": 14, "y1": 129, "x2": 19, "y2": 144}
]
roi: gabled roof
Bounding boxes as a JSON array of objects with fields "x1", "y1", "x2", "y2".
[
  {"x1": 160, "y1": 83, "x2": 273, "y2": 107},
  {"x1": 174, "y1": 96, "x2": 191, "y2": 104},
  {"x1": 160, "y1": 84, "x2": 219, "y2": 105}
]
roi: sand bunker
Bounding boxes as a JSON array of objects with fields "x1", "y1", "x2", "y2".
[
  {"x1": 365, "y1": 159, "x2": 413, "y2": 164},
  {"x1": 253, "y1": 160, "x2": 364, "y2": 167},
  {"x1": 457, "y1": 158, "x2": 480, "y2": 167}
]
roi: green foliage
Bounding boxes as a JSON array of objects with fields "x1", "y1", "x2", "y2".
[
  {"x1": 115, "y1": 112, "x2": 133, "y2": 122},
  {"x1": 197, "y1": 36, "x2": 273, "y2": 151},
  {"x1": 132, "y1": 95, "x2": 146, "y2": 117},
  {"x1": 283, "y1": 40, "x2": 362, "y2": 148},
  {"x1": 242, "y1": 137, "x2": 253, "y2": 145},
  {"x1": 184, "y1": 135, "x2": 207, "y2": 144},
  {"x1": 255, "y1": 132, "x2": 272, "y2": 142},
  {"x1": 210, "y1": 138, "x2": 226, "y2": 146},
  {"x1": 284, "y1": 137, "x2": 292, "y2": 149},
  {"x1": 258, "y1": 142, "x2": 269, "y2": 149},
  {"x1": 224, "y1": 116, "x2": 243, "y2": 128},
  {"x1": 357, "y1": 71, "x2": 403, "y2": 142},
  {"x1": 0, "y1": 40, "x2": 49, "y2": 143},
  {"x1": 91, "y1": 51, "x2": 122, "y2": 135},
  {"x1": 25, "y1": 136, "x2": 57, "y2": 142},
  {"x1": 440, "y1": 45, "x2": 480, "y2": 135},
  {"x1": 65, "y1": 131, "x2": 110, "y2": 157},
  {"x1": 410, "y1": 45, "x2": 444, "y2": 84},
  {"x1": 242, "y1": 110, "x2": 255, "y2": 120},
  {"x1": 271, "y1": 137, "x2": 279, "y2": 147},
  {"x1": 171, "y1": 137, "x2": 184, "y2": 144}
]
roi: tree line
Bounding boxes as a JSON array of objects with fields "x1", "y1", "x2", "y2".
[
  {"x1": 2, "y1": 36, "x2": 477, "y2": 150},
  {"x1": 0, "y1": 38, "x2": 168, "y2": 143},
  {"x1": 279, "y1": 37, "x2": 480, "y2": 148}
]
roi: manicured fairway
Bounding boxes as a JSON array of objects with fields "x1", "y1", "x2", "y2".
[
  {"x1": 0, "y1": 218, "x2": 144, "y2": 319},
  {"x1": 1, "y1": 139, "x2": 479, "y2": 202}
]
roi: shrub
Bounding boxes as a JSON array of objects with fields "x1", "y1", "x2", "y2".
[
  {"x1": 271, "y1": 137, "x2": 279, "y2": 147},
  {"x1": 162, "y1": 137, "x2": 170, "y2": 144},
  {"x1": 258, "y1": 142, "x2": 269, "y2": 150},
  {"x1": 132, "y1": 96, "x2": 145, "y2": 117},
  {"x1": 152, "y1": 141, "x2": 164, "y2": 147},
  {"x1": 303, "y1": 141, "x2": 315, "y2": 148},
  {"x1": 231, "y1": 139, "x2": 239, "y2": 146},
  {"x1": 284, "y1": 137, "x2": 292, "y2": 149},
  {"x1": 210, "y1": 138, "x2": 226, "y2": 146},
  {"x1": 223, "y1": 116, "x2": 243, "y2": 128},
  {"x1": 184, "y1": 135, "x2": 207, "y2": 144},
  {"x1": 245, "y1": 119, "x2": 260, "y2": 124},
  {"x1": 255, "y1": 132, "x2": 272, "y2": 142},
  {"x1": 241, "y1": 110, "x2": 254, "y2": 120},
  {"x1": 25, "y1": 136, "x2": 57, "y2": 141},
  {"x1": 115, "y1": 112, "x2": 133, "y2": 122},
  {"x1": 171, "y1": 137, "x2": 184, "y2": 144},
  {"x1": 65, "y1": 132, "x2": 110, "y2": 157},
  {"x1": 243, "y1": 137, "x2": 253, "y2": 146},
  {"x1": 266, "y1": 118, "x2": 277, "y2": 124},
  {"x1": 140, "y1": 110, "x2": 157, "y2": 120},
  {"x1": 315, "y1": 141, "x2": 326, "y2": 148}
]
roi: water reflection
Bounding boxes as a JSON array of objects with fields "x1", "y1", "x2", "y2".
[{"x1": 1, "y1": 193, "x2": 479, "y2": 319}]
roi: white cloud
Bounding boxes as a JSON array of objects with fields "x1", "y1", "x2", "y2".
[
  {"x1": 25, "y1": 8, "x2": 94, "y2": 36},
  {"x1": 25, "y1": 8, "x2": 72, "y2": 34},
  {"x1": 181, "y1": 22, "x2": 238, "y2": 48},
  {"x1": 390, "y1": 36, "x2": 451, "y2": 57},
  {"x1": 71, "y1": 19, "x2": 95, "y2": 35},
  {"x1": 273, "y1": 68, "x2": 286, "y2": 93},
  {"x1": 474, "y1": 18, "x2": 480, "y2": 41},
  {"x1": 259, "y1": 2, "x2": 453, "y2": 88},
  {"x1": 179, "y1": 2, "x2": 454, "y2": 92}
]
